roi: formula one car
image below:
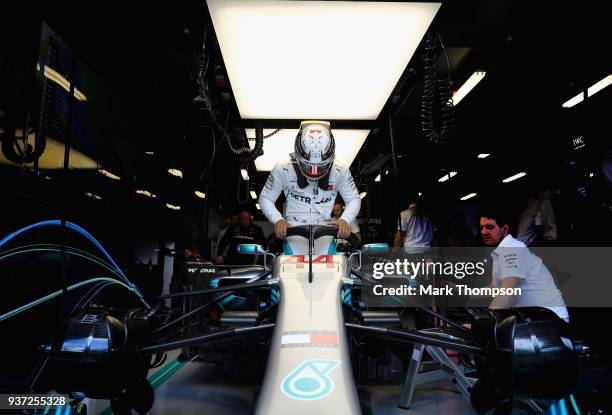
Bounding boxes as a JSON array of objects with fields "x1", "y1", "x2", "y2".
[{"x1": 0, "y1": 222, "x2": 590, "y2": 414}]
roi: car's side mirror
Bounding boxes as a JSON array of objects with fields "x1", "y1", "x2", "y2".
[
  {"x1": 361, "y1": 243, "x2": 390, "y2": 254},
  {"x1": 237, "y1": 244, "x2": 275, "y2": 269},
  {"x1": 350, "y1": 243, "x2": 390, "y2": 270},
  {"x1": 237, "y1": 244, "x2": 266, "y2": 255}
]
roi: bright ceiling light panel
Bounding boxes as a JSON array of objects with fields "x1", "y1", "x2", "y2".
[
  {"x1": 460, "y1": 192, "x2": 477, "y2": 201},
  {"x1": 502, "y1": 172, "x2": 527, "y2": 183},
  {"x1": 167, "y1": 169, "x2": 183, "y2": 178},
  {"x1": 438, "y1": 171, "x2": 457, "y2": 183},
  {"x1": 477, "y1": 153, "x2": 490, "y2": 159},
  {"x1": 359, "y1": 192, "x2": 367, "y2": 199},
  {"x1": 136, "y1": 189, "x2": 154, "y2": 198},
  {"x1": 207, "y1": 0, "x2": 441, "y2": 120},
  {"x1": 562, "y1": 92, "x2": 584, "y2": 108},
  {"x1": 85, "y1": 192, "x2": 101, "y2": 200},
  {"x1": 375, "y1": 174, "x2": 381, "y2": 182},
  {"x1": 195, "y1": 191, "x2": 206, "y2": 199},
  {"x1": 250, "y1": 191, "x2": 257, "y2": 199},
  {"x1": 246, "y1": 129, "x2": 369, "y2": 171},
  {"x1": 452, "y1": 71, "x2": 486, "y2": 105},
  {"x1": 98, "y1": 169, "x2": 120, "y2": 181},
  {"x1": 587, "y1": 74, "x2": 612, "y2": 98}
]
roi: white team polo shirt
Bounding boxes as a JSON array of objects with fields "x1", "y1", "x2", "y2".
[{"x1": 491, "y1": 234, "x2": 569, "y2": 321}]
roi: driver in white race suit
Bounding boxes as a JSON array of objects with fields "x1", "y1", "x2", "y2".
[{"x1": 258, "y1": 121, "x2": 361, "y2": 255}]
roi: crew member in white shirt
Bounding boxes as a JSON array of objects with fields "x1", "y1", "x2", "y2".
[{"x1": 480, "y1": 209, "x2": 569, "y2": 322}]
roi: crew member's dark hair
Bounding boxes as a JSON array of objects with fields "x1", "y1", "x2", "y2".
[{"x1": 479, "y1": 204, "x2": 512, "y2": 229}]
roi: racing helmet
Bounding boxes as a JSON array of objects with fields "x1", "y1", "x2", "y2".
[{"x1": 293, "y1": 121, "x2": 335, "y2": 180}]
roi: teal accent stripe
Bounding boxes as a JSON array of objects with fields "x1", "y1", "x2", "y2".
[
  {"x1": 342, "y1": 288, "x2": 351, "y2": 304},
  {"x1": 0, "y1": 243, "x2": 114, "y2": 270},
  {"x1": 0, "y1": 247, "x2": 124, "y2": 280},
  {"x1": 74, "y1": 282, "x2": 115, "y2": 312},
  {"x1": 271, "y1": 287, "x2": 280, "y2": 304},
  {"x1": 0, "y1": 246, "x2": 150, "y2": 309},
  {"x1": 0, "y1": 277, "x2": 141, "y2": 322},
  {"x1": 283, "y1": 241, "x2": 293, "y2": 255},
  {"x1": 211, "y1": 277, "x2": 240, "y2": 309},
  {"x1": 550, "y1": 401, "x2": 558, "y2": 415},
  {"x1": 149, "y1": 359, "x2": 187, "y2": 388},
  {"x1": 97, "y1": 358, "x2": 187, "y2": 415},
  {"x1": 328, "y1": 241, "x2": 336, "y2": 255},
  {"x1": 569, "y1": 395, "x2": 581, "y2": 415}
]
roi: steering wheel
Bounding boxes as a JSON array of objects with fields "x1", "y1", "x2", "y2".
[
  {"x1": 284, "y1": 225, "x2": 361, "y2": 251},
  {"x1": 266, "y1": 225, "x2": 361, "y2": 254}
]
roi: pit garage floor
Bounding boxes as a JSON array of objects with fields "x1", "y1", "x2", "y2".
[{"x1": 82, "y1": 350, "x2": 534, "y2": 415}]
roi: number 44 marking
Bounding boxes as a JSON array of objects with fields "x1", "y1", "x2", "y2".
[{"x1": 282, "y1": 255, "x2": 335, "y2": 268}]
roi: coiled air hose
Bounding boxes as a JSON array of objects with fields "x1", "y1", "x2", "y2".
[
  {"x1": 420, "y1": 33, "x2": 455, "y2": 144},
  {"x1": 192, "y1": 30, "x2": 276, "y2": 165}
]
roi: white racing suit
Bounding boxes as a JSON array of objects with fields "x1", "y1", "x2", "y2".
[{"x1": 259, "y1": 158, "x2": 361, "y2": 255}]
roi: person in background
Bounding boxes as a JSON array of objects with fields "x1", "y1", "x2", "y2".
[
  {"x1": 517, "y1": 190, "x2": 558, "y2": 246},
  {"x1": 394, "y1": 202, "x2": 434, "y2": 249},
  {"x1": 332, "y1": 201, "x2": 361, "y2": 242},
  {"x1": 480, "y1": 207, "x2": 569, "y2": 322},
  {"x1": 215, "y1": 214, "x2": 238, "y2": 257},
  {"x1": 216, "y1": 210, "x2": 266, "y2": 265}
]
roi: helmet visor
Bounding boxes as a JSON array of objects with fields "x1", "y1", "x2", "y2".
[{"x1": 296, "y1": 156, "x2": 333, "y2": 179}]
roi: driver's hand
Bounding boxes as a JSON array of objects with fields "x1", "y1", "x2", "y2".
[
  {"x1": 275, "y1": 219, "x2": 289, "y2": 239},
  {"x1": 329, "y1": 219, "x2": 351, "y2": 239}
]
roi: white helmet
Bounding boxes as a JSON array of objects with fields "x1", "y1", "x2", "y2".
[{"x1": 293, "y1": 121, "x2": 335, "y2": 180}]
